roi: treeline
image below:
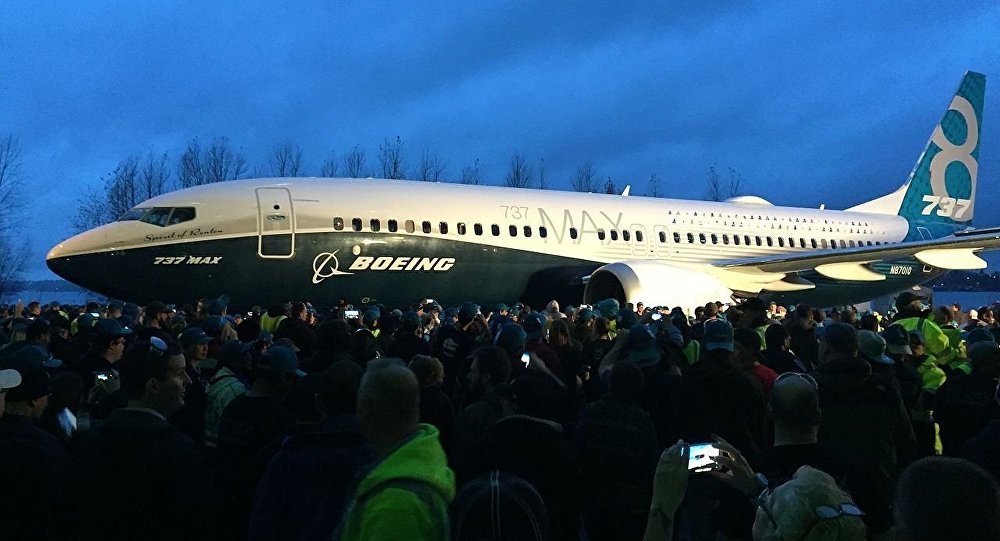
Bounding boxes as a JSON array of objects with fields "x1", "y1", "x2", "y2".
[{"x1": 72, "y1": 135, "x2": 748, "y2": 232}]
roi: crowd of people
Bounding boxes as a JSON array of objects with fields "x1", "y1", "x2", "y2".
[{"x1": 1, "y1": 291, "x2": 1000, "y2": 540}]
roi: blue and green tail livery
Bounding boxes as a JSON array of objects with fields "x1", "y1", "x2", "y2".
[{"x1": 897, "y1": 71, "x2": 986, "y2": 240}]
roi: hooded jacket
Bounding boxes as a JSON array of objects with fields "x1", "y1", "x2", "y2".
[{"x1": 337, "y1": 424, "x2": 455, "y2": 541}]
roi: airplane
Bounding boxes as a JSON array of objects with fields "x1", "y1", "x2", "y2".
[{"x1": 48, "y1": 71, "x2": 998, "y2": 311}]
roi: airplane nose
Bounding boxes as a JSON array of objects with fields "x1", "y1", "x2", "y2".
[{"x1": 46, "y1": 229, "x2": 108, "y2": 280}]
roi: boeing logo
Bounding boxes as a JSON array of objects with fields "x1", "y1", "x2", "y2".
[
  {"x1": 312, "y1": 251, "x2": 354, "y2": 284},
  {"x1": 312, "y1": 251, "x2": 456, "y2": 284}
]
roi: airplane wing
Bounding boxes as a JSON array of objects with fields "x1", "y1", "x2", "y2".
[{"x1": 711, "y1": 228, "x2": 1000, "y2": 285}]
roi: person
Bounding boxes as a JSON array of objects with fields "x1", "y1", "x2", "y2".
[
  {"x1": 574, "y1": 363, "x2": 659, "y2": 540},
  {"x1": 812, "y1": 322, "x2": 915, "y2": 535},
  {"x1": 250, "y1": 360, "x2": 374, "y2": 541},
  {"x1": 336, "y1": 362, "x2": 456, "y2": 540},
  {"x1": 761, "y1": 323, "x2": 807, "y2": 374},
  {"x1": 71, "y1": 339, "x2": 216, "y2": 541},
  {"x1": 452, "y1": 346, "x2": 511, "y2": 478},
  {"x1": 387, "y1": 311, "x2": 431, "y2": 362},
  {"x1": 431, "y1": 302, "x2": 490, "y2": 398},
  {"x1": 893, "y1": 457, "x2": 1000, "y2": 541},
  {"x1": 935, "y1": 341, "x2": 1000, "y2": 455},
  {"x1": 676, "y1": 319, "x2": 767, "y2": 455},
  {"x1": 171, "y1": 326, "x2": 212, "y2": 442},
  {"x1": 892, "y1": 291, "x2": 953, "y2": 361},
  {"x1": 786, "y1": 304, "x2": 819, "y2": 370},
  {"x1": 752, "y1": 465, "x2": 867, "y2": 540},
  {"x1": 216, "y1": 345, "x2": 302, "y2": 541},
  {"x1": 275, "y1": 301, "x2": 318, "y2": 358},
  {"x1": 136, "y1": 300, "x2": 173, "y2": 342},
  {"x1": 204, "y1": 339, "x2": 251, "y2": 447},
  {"x1": 300, "y1": 319, "x2": 353, "y2": 374},
  {"x1": 734, "y1": 328, "x2": 778, "y2": 395},
  {"x1": 408, "y1": 354, "x2": 455, "y2": 455},
  {"x1": 451, "y1": 470, "x2": 549, "y2": 541},
  {"x1": 0, "y1": 366, "x2": 22, "y2": 415},
  {"x1": 74, "y1": 318, "x2": 131, "y2": 398}
]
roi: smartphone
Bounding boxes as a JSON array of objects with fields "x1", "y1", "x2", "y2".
[
  {"x1": 94, "y1": 372, "x2": 112, "y2": 382},
  {"x1": 688, "y1": 442, "x2": 720, "y2": 472},
  {"x1": 520, "y1": 352, "x2": 530, "y2": 367},
  {"x1": 344, "y1": 310, "x2": 359, "y2": 319},
  {"x1": 651, "y1": 313, "x2": 662, "y2": 321}
]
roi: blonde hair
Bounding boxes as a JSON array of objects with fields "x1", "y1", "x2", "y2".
[{"x1": 754, "y1": 466, "x2": 866, "y2": 541}]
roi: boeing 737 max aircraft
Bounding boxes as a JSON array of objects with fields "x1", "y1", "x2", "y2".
[{"x1": 48, "y1": 72, "x2": 998, "y2": 310}]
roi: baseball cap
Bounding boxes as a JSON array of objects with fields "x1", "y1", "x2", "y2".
[
  {"x1": 895, "y1": 291, "x2": 925, "y2": 310},
  {"x1": 858, "y1": 330, "x2": 894, "y2": 365},
  {"x1": 881, "y1": 324, "x2": 913, "y2": 356},
  {"x1": 256, "y1": 345, "x2": 306, "y2": 377},
  {"x1": 770, "y1": 372, "x2": 822, "y2": 427},
  {"x1": 0, "y1": 368, "x2": 21, "y2": 391},
  {"x1": 219, "y1": 340, "x2": 253, "y2": 367},
  {"x1": 274, "y1": 337, "x2": 301, "y2": 353},
  {"x1": 6, "y1": 347, "x2": 52, "y2": 402},
  {"x1": 206, "y1": 295, "x2": 229, "y2": 316},
  {"x1": 522, "y1": 312, "x2": 546, "y2": 341},
  {"x1": 703, "y1": 319, "x2": 735, "y2": 352},
  {"x1": 458, "y1": 302, "x2": 480, "y2": 323},
  {"x1": 822, "y1": 323, "x2": 859, "y2": 354},
  {"x1": 626, "y1": 324, "x2": 660, "y2": 367},
  {"x1": 94, "y1": 318, "x2": 133, "y2": 337},
  {"x1": 180, "y1": 327, "x2": 211, "y2": 348}
]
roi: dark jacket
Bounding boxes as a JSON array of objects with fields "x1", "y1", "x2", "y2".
[
  {"x1": 71, "y1": 408, "x2": 215, "y2": 541},
  {"x1": 419, "y1": 384, "x2": 455, "y2": 456},
  {"x1": 0, "y1": 414, "x2": 71, "y2": 540},
  {"x1": 386, "y1": 332, "x2": 431, "y2": 363},
  {"x1": 275, "y1": 317, "x2": 318, "y2": 358},
  {"x1": 675, "y1": 355, "x2": 767, "y2": 455},
  {"x1": 786, "y1": 318, "x2": 819, "y2": 370},
  {"x1": 936, "y1": 370, "x2": 1000, "y2": 455},
  {"x1": 250, "y1": 415, "x2": 374, "y2": 541}
]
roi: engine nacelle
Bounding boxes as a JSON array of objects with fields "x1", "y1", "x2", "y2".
[{"x1": 583, "y1": 261, "x2": 733, "y2": 312}]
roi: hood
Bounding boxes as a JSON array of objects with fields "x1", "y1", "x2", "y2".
[{"x1": 356, "y1": 424, "x2": 455, "y2": 503}]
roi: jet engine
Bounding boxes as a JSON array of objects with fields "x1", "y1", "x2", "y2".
[{"x1": 583, "y1": 261, "x2": 733, "y2": 312}]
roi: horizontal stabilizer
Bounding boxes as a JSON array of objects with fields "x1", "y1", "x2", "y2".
[
  {"x1": 815, "y1": 262, "x2": 885, "y2": 282},
  {"x1": 914, "y1": 248, "x2": 987, "y2": 270}
]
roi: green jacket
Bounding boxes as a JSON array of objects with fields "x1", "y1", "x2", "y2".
[
  {"x1": 338, "y1": 424, "x2": 456, "y2": 541},
  {"x1": 896, "y1": 317, "x2": 951, "y2": 358}
]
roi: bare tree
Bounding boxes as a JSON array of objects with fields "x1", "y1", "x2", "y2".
[
  {"x1": 139, "y1": 152, "x2": 171, "y2": 200},
  {"x1": 604, "y1": 176, "x2": 617, "y2": 194},
  {"x1": 320, "y1": 150, "x2": 339, "y2": 177},
  {"x1": 460, "y1": 159, "x2": 483, "y2": 185},
  {"x1": 204, "y1": 137, "x2": 248, "y2": 183},
  {"x1": 537, "y1": 158, "x2": 547, "y2": 190},
  {"x1": 706, "y1": 165, "x2": 723, "y2": 201},
  {"x1": 0, "y1": 237, "x2": 30, "y2": 300},
  {"x1": 0, "y1": 136, "x2": 27, "y2": 295},
  {"x1": 178, "y1": 138, "x2": 205, "y2": 188},
  {"x1": 647, "y1": 173, "x2": 661, "y2": 197},
  {"x1": 342, "y1": 144, "x2": 367, "y2": 178},
  {"x1": 377, "y1": 136, "x2": 407, "y2": 179},
  {"x1": 727, "y1": 167, "x2": 744, "y2": 198},
  {"x1": 505, "y1": 153, "x2": 533, "y2": 188},
  {"x1": 269, "y1": 142, "x2": 304, "y2": 177},
  {"x1": 415, "y1": 149, "x2": 447, "y2": 182},
  {"x1": 571, "y1": 161, "x2": 598, "y2": 192}
]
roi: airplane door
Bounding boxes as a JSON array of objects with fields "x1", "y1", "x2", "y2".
[
  {"x1": 256, "y1": 187, "x2": 295, "y2": 258},
  {"x1": 630, "y1": 224, "x2": 649, "y2": 257}
]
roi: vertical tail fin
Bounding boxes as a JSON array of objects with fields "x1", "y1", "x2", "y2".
[{"x1": 848, "y1": 71, "x2": 985, "y2": 240}]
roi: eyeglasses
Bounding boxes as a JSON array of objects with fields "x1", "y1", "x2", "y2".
[{"x1": 775, "y1": 372, "x2": 818, "y2": 390}]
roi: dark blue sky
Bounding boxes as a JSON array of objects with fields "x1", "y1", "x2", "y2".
[{"x1": 2, "y1": 1, "x2": 999, "y2": 279}]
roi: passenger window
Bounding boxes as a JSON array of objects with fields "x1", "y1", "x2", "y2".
[
  {"x1": 141, "y1": 208, "x2": 172, "y2": 227},
  {"x1": 352, "y1": 218, "x2": 362, "y2": 232},
  {"x1": 687, "y1": 233, "x2": 694, "y2": 243},
  {"x1": 610, "y1": 230, "x2": 618, "y2": 241},
  {"x1": 509, "y1": 225, "x2": 518, "y2": 237},
  {"x1": 570, "y1": 227, "x2": 578, "y2": 240},
  {"x1": 168, "y1": 207, "x2": 196, "y2": 225},
  {"x1": 491, "y1": 224, "x2": 500, "y2": 236},
  {"x1": 405, "y1": 220, "x2": 415, "y2": 233},
  {"x1": 370, "y1": 219, "x2": 380, "y2": 232},
  {"x1": 457, "y1": 223, "x2": 466, "y2": 235},
  {"x1": 422, "y1": 221, "x2": 432, "y2": 234},
  {"x1": 474, "y1": 223, "x2": 483, "y2": 236},
  {"x1": 636, "y1": 231, "x2": 643, "y2": 242},
  {"x1": 660, "y1": 232, "x2": 667, "y2": 243},
  {"x1": 744, "y1": 235, "x2": 751, "y2": 246},
  {"x1": 711, "y1": 234, "x2": 718, "y2": 244},
  {"x1": 333, "y1": 217, "x2": 345, "y2": 231},
  {"x1": 755, "y1": 236, "x2": 762, "y2": 246},
  {"x1": 623, "y1": 230, "x2": 631, "y2": 242},
  {"x1": 523, "y1": 226, "x2": 532, "y2": 237},
  {"x1": 598, "y1": 229, "x2": 606, "y2": 241},
  {"x1": 539, "y1": 226, "x2": 547, "y2": 238},
  {"x1": 671, "y1": 232, "x2": 679, "y2": 243},
  {"x1": 778, "y1": 237, "x2": 784, "y2": 247},
  {"x1": 849, "y1": 240, "x2": 856, "y2": 247},
  {"x1": 799, "y1": 238, "x2": 805, "y2": 248},
  {"x1": 811, "y1": 239, "x2": 818, "y2": 249},
  {"x1": 821, "y1": 239, "x2": 828, "y2": 249},
  {"x1": 723, "y1": 234, "x2": 729, "y2": 245},
  {"x1": 388, "y1": 219, "x2": 398, "y2": 233},
  {"x1": 734, "y1": 235, "x2": 741, "y2": 246},
  {"x1": 699, "y1": 233, "x2": 706, "y2": 244},
  {"x1": 767, "y1": 237, "x2": 774, "y2": 247},
  {"x1": 439, "y1": 222, "x2": 448, "y2": 234}
]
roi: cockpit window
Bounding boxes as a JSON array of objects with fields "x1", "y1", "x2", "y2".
[
  {"x1": 168, "y1": 207, "x2": 196, "y2": 225},
  {"x1": 138, "y1": 207, "x2": 196, "y2": 227},
  {"x1": 118, "y1": 207, "x2": 150, "y2": 221}
]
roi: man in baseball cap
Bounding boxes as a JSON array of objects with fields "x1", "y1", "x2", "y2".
[{"x1": 0, "y1": 367, "x2": 22, "y2": 415}]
